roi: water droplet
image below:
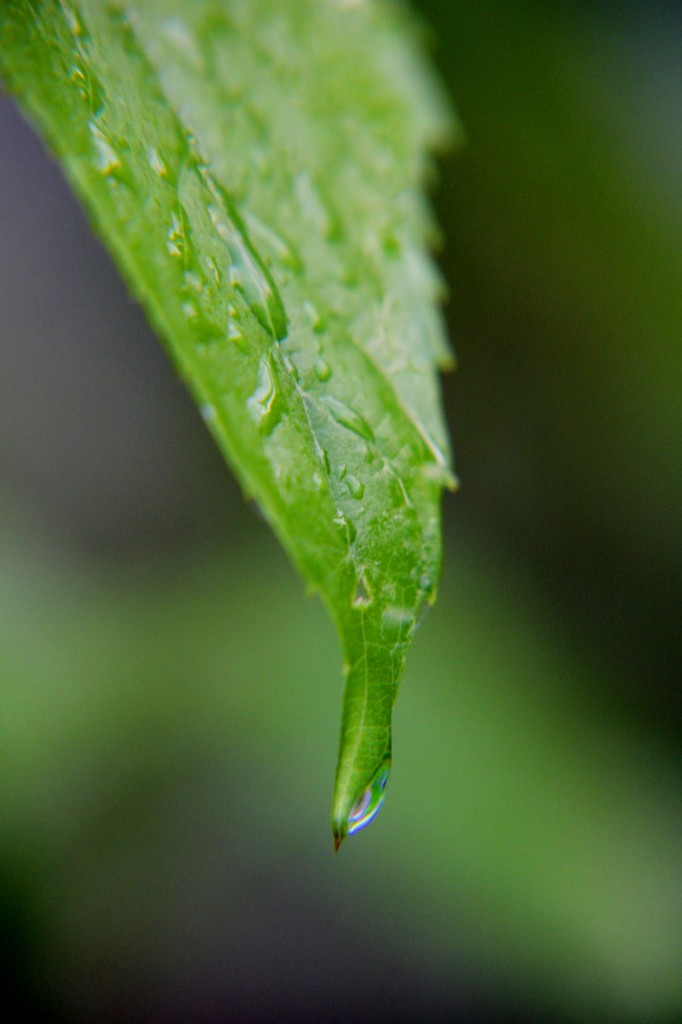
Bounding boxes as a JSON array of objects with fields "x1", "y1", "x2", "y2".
[
  {"x1": 304, "y1": 302, "x2": 325, "y2": 333},
  {"x1": 313, "y1": 358, "x2": 332, "y2": 383},
  {"x1": 71, "y1": 63, "x2": 104, "y2": 113},
  {"x1": 381, "y1": 606, "x2": 414, "y2": 637},
  {"x1": 294, "y1": 170, "x2": 339, "y2": 240},
  {"x1": 247, "y1": 356, "x2": 281, "y2": 433},
  {"x1": 227, "y1": 319, "x2": 246, "y2": 350},
  {"x1": 167, "y1": 203, "x2": 189, "y2": 261},
  {"x1": 64, "y1": 4, "x2": 89, "y2": 42},
  {"x1": 207, "y1": 183, "x2": 287, "y2": 341},
  {"x1": 420, "y1": 461, "x2": 458, "y2": 490},
  {"x1": 207, "y1": 257, "x2": 222, "y2": 286},
  {"x1": 345, "y1": 475, "x2": 364, "y2": 500},
  {"x1": 70, "y1": 63, "x2": 89, "y2": 103},
  {"x1": 347, "y1": 766, "x2": 389, "y2": 837},
  {"x1": 200, "y1": 403, "x2": 217, "y2": 423},
  {"x1": 89, "y1": 121, "x2": 128, "y2": 183},
  {"x1": 382, "y1": 231, "x2": 401, "y2": 258},
  {"x1": 182, "y1": 270, "x2": 203, "y2": 294},
  {"x1": 160, "y1": 17, "x2": 205, "y2": 70},
  {"x1": 148, "y1": 146, "x2": 168, "y2": 178},
  {"x1": 242, "y1": 210, "x2": 302, "y2": 273},
  {"x1": 352, "y1": 575, "x2": 371, "y2": 607},
  {"x1": 333, "y1": 509, "x2": 357, "y2": 544},
  {"x1": 341, "y1": 264, "x2": 360, "y2": 287},
  {"x1": 418, "y1": 572, "x2": 438, "y2": 607},
  {"x1": 322, "y1": 396, "x2": 374, "y2": 442}
]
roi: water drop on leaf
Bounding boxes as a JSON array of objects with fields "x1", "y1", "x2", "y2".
[
  {"x1": 207, "y1": 182, "x2": 287, "y2": 341},
  {"x1": 248, "y1": 356, "x2": 282, "y2": 434},
  {"x1": 381, "y1": 605, "x2": 414, "y2": 638},
  {"x1": 322, "y1": 395, "x2": 374, "y2": 442},
  {"x1": 345, "y1": 474, "x2": 364, "y2": 500},
  {"x1": 314, "y1": 358, "x2": 332, "y2": 382},
  {"x1": 304, "y1": 301, "x2": 325, "y2": 333},
  {"x1": 352, "y1": 574, "x2": 372, "y2": 607},
  {"x1": 335, "y1": 765, "x2": 390, "y2": 849},
  {"x1": 348, "y1": 768, "x2": 389, "y2": 835},
  {"x1": 148, "y1": 146, "x2": 168, "y2": 178}
]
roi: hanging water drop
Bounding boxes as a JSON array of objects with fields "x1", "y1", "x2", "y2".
[{"x1": 345, "y1": 766, "x2": 390, "y2": 839}]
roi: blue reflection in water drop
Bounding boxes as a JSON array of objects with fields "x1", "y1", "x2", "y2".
[{"x1": 347, "y1": 767, "x2": 389, "y2": 836}]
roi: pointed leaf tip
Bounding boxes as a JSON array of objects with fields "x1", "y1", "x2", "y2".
[{"x1": 0, "y1": 0, "x2": 455, "y2": 845}]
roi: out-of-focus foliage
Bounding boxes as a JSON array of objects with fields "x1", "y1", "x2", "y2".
[
  {"x1": 0, "y1": 0, "x2": 680, "y2": 1022},
  {"x1": 1, "y1": 520, "x2": 680, "y2": 1022}
]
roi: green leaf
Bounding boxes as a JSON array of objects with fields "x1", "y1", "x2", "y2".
[{"x1": 0, "y1": 0, "x2": 455, "y2": 845}]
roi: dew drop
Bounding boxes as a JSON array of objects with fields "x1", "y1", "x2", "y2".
[
  {"x1": 381, "y1": 605, "x2": 414, "y2": 637},
  {"x1": 304, "y1": 302, "x2": 325, "y2": 333},
  {"x1": 322, "y1": 396, "x2": 374, "y2": 442},
  {"x1": 333, "y1": 509, "x2": 357, "y2": 544},
  {"x1": 207, "y1": 185, "x2": 287, "y2": 341},
  {"x1": 247, "y1": 356, "x2": 281, "y2": 433},
  {"x1": 345, "y1": 475, "x2": 364, "y2": 500},
  {"x1": 89, "y1": 121, "x2": 127, "y2": 183},
  {"x1": 294, "y1": 170, "x2": 339, "y2": 240},
  {"x1": 313, "y1": 358, "x2": 332, "y2": 383},
  {"x1": 207, "y1": 257, "x2": 223, "y2": 286},
  {"x1": 64, "y1": 4, "x2": 89, "y2": 42},
  {"x1": 71, "y1": 64, "x2": 104, "y2": 113},
  {"x1": 71, "y1": 63, "x2": 87, "y2": 93},
  {"x1": 182, "y1": 270, "x2": 204, "y2": 295},
  {"x1": 148, "y1": 146, "x2": 168, "y2": 178},
  {"x1": 347, "y1": 767, "x2": 389, "y2": 837},
  {"x1": 352, "y1": 575, "x2": 371, "y2": 607},
  {"x1": 382, "y1": 231, "x2": 401, "y2": 258},
  {"x1": 420, "y1": 461, "x2": 458, "y2": 490},
  {"x1": 227, "y1": 319, "x2": 246, "y2": 350},
  {"x1": 167, "y1": 203, "x2": 189, "y2": 261},
  {"x1": 160, "y1": 17, "x2": 205, "y2": 70},
  {"x1": 242, "y1": 210, "x2": 302, "y2": 273}
]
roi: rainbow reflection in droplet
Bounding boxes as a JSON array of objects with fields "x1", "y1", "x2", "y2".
[{"x1": 347, "y1": 767, "x2": 390, "y2": 836}]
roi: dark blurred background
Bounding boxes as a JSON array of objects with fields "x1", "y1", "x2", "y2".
[{"x1": 1, "y1": 1, "x2": 680, "y2": 1021}]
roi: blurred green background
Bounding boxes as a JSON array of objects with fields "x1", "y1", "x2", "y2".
[{"x1": 1, "y1": 1, "x2": 680, "y2": 1021}]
